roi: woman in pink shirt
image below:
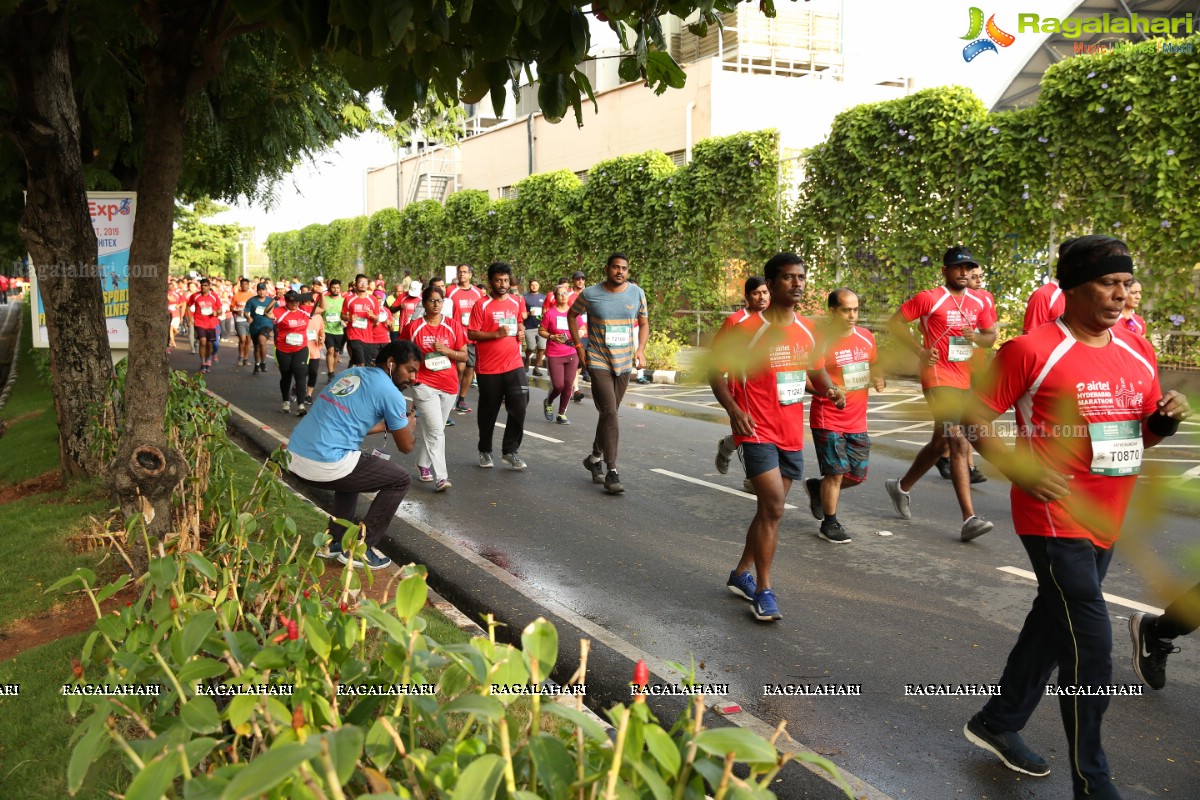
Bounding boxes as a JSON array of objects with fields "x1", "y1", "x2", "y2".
[
  {"x1": 538, "y1": 286, "x2": 579, "y2": 424},
  {"x1": 1120, "y1": 280, "x2": 1146, "y2": 336}
]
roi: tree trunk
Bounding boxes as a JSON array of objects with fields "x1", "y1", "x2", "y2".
[
  {"x1": 0, "y1": 5, "x2": 113, "y2": 477},
  {"x1": 107, "y1": 11, "x2": 202, "y2": 546}
]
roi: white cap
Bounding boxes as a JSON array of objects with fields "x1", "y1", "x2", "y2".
[{"x1": 408, "y1": 281, "x2": 423, "y2": 297}]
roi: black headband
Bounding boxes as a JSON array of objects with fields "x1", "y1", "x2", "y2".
[{"x1": 1057, "y1": 254, "x2": 1134, "y2": 291}]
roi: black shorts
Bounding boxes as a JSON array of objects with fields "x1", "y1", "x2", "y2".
[
  {"x1": 325, "y1": 333, "x2": 346, "y2": 354},
  {"x1": 741, "y1": 442, "x2": 804, "y2": 481},
  {"x1": 194, "y1": 326, "x2": 218, "y2": 343},
  {"x1": 347, "y1": 339, "x2": 380, "y2": 367}
]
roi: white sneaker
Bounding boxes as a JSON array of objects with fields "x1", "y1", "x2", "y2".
[{"x1": 281, "y1": 400, "x2": 291, "y2": 414}]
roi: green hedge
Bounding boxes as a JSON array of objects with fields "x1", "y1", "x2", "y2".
[{"x1": 266, "y1": 130, "x2": 784, "y2": 332}]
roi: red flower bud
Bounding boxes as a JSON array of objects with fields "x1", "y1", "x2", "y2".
[
  {"x1": 339, "y1": 602, "x2": 348, "y2": 613},
  {"x1": 169, "y1": 596, "x2": 178, "y2": 611},
  {"x1": 286, "y1": 620, "x2": 299, "y2": 641},
  {"x1": 303, "y1": 590, "x2": 310, "y2": 599}
]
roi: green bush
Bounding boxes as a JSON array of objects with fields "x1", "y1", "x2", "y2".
[
  {"x1": 60, "y1": 452, "x2": 850, "y2": 798},
  {"x1": 644, "y1": 331, "x2": 683, "y2": 371}
]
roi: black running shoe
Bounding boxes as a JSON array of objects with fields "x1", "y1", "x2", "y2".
[
  {"x1": 969, "y1": 466, "x2": 988, "y2": 484},
  {"x1": 964, "y1": 714, "x2": 1050, "y2": 777},
  {"x1": 1129, "y1": 612, "x2": 1178, "y2": 690},
  {"x1": 818, "y1": 519, "x2": 851, "y2": 543},
  {"x1": 936, "y1": 456, "x2": 952, "y2": 480}
]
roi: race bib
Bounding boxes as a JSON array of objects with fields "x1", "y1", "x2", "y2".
[
  {"x1": 776, "y1": 371, "x2": 806, "y2": 406},
  {"x1": 352, "y1": 318, "x2": 368, "y2": 329},
  {"x1": 555, "y1": 316, "x2": 569, "y2": 331},
  {"x1": 530, "y1": 307, "x2": 543, "y2": 318},
  {"x1": 200, "y1": 306, "x2": 213, "y2": 316},
  {"x1": 254, "y1": 306, "x2": 265, "y2": 316},
  {"x1": 307, "y1": 330, "x2": 317, "y2": 341},
  {"x1": 605, "y1": 324, "x2": 632, "y2": 347},
  {"x1": 461, "y1": 312, "x2": 471, "y2": 325},
  {"x1": 501, "y1": 315, "x2": 518, "y2": 337},
  {"x1": 842, "y1": 361, "x2": 870, "y2": 391},
  {"x1": 424, "y1": 353, "x2": 451, "y2": 371},
  {"x1": 946, "y1": 336, "x2": 973, "y2": 362},
  {"x1": 285, "y1": 332, "x2": 304, "y2": 346},
  {"x1": 325, "y1": 312, "x2": 339, "y2": 323},
  {"x1": 1089, "y1": 420, "x2": 1143, "y2": 476}
]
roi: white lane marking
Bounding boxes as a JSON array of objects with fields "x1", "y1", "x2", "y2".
[
  {"x1": 870, "y1": 422, "x2": 932, "y2": 436},
  {"x1": 896, "y1": 440, "x2": 927, "y2": 446},
  {"x1": 1172, "y1": 464, "x2": 1200, "y2": 484},
  {"x1": 495, "y1": 422, "x2": 563, "y2": 444},
  {"x1": 651, "y1": 468, "x2": 797, "y2": 509},
  {"x1": 868, "y1": 395, "x2": 925, "y2": 412},
  {"x1": 997, "y1": 567, "x2": 1164, "y2": 615}
]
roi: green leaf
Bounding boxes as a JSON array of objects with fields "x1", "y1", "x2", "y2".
[
  {"x1": 358, "y1": 604, "x2": 408, "y2": 643},
  {"x1": 226, "y1": 693, "x2": 259, "y2": 732},
  {"x1": 181, "y1": 610, "x2": 219, "y2": 661},
  {"x1": 527, "y1": 735, "x2": 574, "y2": 796},
  {"x1": 452, "y1": 753, "x2": 504, "y2": 800},
  {"x1": 46, "y1": 568, "x2": 93, "y2": 594},
  {"x1": 618, "y1": 56, "x2": 640, "y2": 83},
  {"x1": 67, "y1": 720, "x2": 108, "y2": 794},
  {"x1": 124, "y1": 749, "x2": 182, "y2": 800},
  {"x1": 394, "y1": 573, "x2": 427, "y2": 622},
  {"x1": 541, "y1": 703, "x2": 609, "y2": 741},
  {"x1": 643, "y1": 725, "x2": 681, "y2": 774},
  {"x1": 148, "y1": 557, "x2": 177, "y2": 592},
  {"x1": 520, "y1": 617, "x2": 558, "y2": 679},
  {"x1": 94, "y1": 573, "x2": 131, "y2": 604},
  {"x1": 320, "y1": 725, "x2": 365, "y2": 784},
  {"x1": 303, "y1": 615, "x2": 332, "y2": 661},
  {"x1": 177, "y1": 657, "x2": 229, "y2": 687},
  {"x1": 628, "y1": 759, "x2": 671, "y2": 800},
  {"x1": 220, "y1": 741, "x2": 319, "y2": 800},
  {"x1": 441, "y1": 694, "x2": 505, "y2": 721},
  {"x1": 186, "y1": 552, "x2": 219, "y2": 581},
  {"x1": 692, "y1": 729, "x2": 778, "y2": 765},
  {"x1": 182, "y1": 694, "x2": 223, "y2": 734}
]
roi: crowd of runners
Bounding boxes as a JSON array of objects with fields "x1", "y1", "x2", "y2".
[{"x1": 174, "y1": 241, "x2": 1197, "y2": 800}]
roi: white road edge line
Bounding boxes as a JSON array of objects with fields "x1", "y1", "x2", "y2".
[
  {"x1": 495, "y1": 422, "x2": 563, "y2": 444},
  {"x1": 212, "y1": 391, "x2": 892, "y2": 800},
  {"x1": 868, "y1": 395, "x2": 925, "y2": 412},
  {"x1": 870, "y1": 421, "x2": 933, "y2": 436},
  {"x1": 997, "y1": 567, "x2": 1165, "y2": 615},
  {"x1": 651, "y1": 468, "x2": 798, "y2": 509}
]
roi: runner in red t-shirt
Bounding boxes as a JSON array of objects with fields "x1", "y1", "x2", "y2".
[
  {"x1": 713, "y1": 276, "x2": 770, "y2": 488},
  {"x1": 167, "y1": 279, "x2": 184, "y2": 349},
  {"x1": 341, "y1": 274, "x2": 383, "y2": 367},
  {"x1": 884, "y1": 246, "x2": 998, "y2": 542},
  {"x1": 187, "y1": 278, "x2": 221, "y2": 373},
  {"x1": 0, "y1": 274, "x2": 9, "y2": 305},
  {"x1": 404, "y1": 285, "x2": 468, "y2": 491},
  {"x1": 448, "y1": 264, "x2": 486, "y2": 413},
  {"x1": 273, "y1": 292, "x2": 311, "y2": 413},
  {"x1": 709, "y1": 253, "x2": 844, "y2": 622},
  {"x1": 959, "y1": 235, "x2": 1189, "y2": 796},
  {"x1": 803, "y1": 288, "x2": 886, "y2": 544},
  {"x1": 468, "y1": 262, "x2": 528, "y2": 469}
]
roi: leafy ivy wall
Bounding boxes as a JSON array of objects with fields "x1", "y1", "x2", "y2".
[
  {"x1": 266, "y1": 130, "x2": 784, "y2": 333},
  {"x1": 794, "y1": 37, "x2": 1200, "y2": 329},
  {"x1": 269, "y1": 38, "x2": 1200, "y2": 337}
]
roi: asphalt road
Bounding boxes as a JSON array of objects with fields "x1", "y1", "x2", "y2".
[{"x1": 177, "y1": 340, "x2": 1200, "y2": 800}]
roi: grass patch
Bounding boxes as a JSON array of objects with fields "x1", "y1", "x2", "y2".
[
  {"x1": 0, "y1": 633, "x2": 126, "y2": 800},
  {"x1": 0, "y1": 303, "x2": 62, "y2": 484},
  {"x1": 0, "y1": 480, "x2": 116, "y2": 630}
]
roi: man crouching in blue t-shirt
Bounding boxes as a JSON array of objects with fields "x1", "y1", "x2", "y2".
[{"x1": 287, "y1": 341, "x2": 423, "y2": 570}]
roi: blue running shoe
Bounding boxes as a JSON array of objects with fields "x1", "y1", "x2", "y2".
[
  {"x1": 752, "y1": 589, "x2": 782, "y2": 621},
  {"x1": 338, "y1": 546, "x2": 393, "y2": 571},
  {"x1": 727, "y1": 570, "x2": 756, "y2": 601}
]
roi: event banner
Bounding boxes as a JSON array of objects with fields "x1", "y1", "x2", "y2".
[{"x1": 30, "y1": 191, "x2": 137, "y2": 350}]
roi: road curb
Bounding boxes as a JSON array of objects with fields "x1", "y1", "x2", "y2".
[{"x1": 209, "y1": 387, "x2": 893, "y2": 800}]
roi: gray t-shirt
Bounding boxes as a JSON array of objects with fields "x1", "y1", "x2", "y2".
[{"x1": 570, "y1": 283, "x2": 648, "y2": 374}]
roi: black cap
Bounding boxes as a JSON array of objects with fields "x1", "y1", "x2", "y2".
[
  {"x1": 571, "y1": 270, "x2": 586, "y2": 279},
  {"x1": 284, "y1": 290, "x2": 301, "y2": 303},
  {"x1": 942, "y1": 246, "x2": 978, "y2": 268}
]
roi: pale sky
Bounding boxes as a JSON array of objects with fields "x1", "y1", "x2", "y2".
[{"x1": 213, "y1": 0, "x2": 1079, "y2": 242}]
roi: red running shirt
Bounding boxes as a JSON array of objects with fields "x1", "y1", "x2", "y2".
[
  {"x1": 810, "y1": 325, "x2": 877, "y2": 433},
  {"x1": 899, "y1": 287, "x2": 996, "y2": 390},
  {"x1": 405, "y1": 317, "x2": 467, "y2": 394},
  {"x1": 188, "y1": 292, "x2": 221, "y2": 329},
  {"x1": 470, "y1": 294, "x2": 526, "y2": 375},
  {"x1": 980, "y1": 320, "x2": 1160, "y2": 548},
  {"x1": 1022, "y1": 281, "x2": 1065, "y2": 334},
  {"x1": 343, "y1": 294, "x2": 380, "y2": 342},
  {"x1": 273, "y1": 308, "x2": 311, "y2": 354},
  {"x1": 447, "y1": 284, "x2": 485, "y2": 327},
  {"x1": 715, "y1": 312, "x2": 823, "y2": 452}
]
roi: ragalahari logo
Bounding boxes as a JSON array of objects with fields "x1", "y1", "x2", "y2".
[{"x1": 961, "y1": 7, "x2": 1016, "y2": 62}]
